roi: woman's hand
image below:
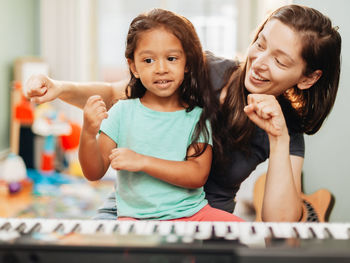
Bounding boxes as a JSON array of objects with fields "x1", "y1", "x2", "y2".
[
  {"x1": 24, "y1": 74, "x2": 62, "y2": 104},
  {"x1": 109, "y1": 148, "x2": 145, "y2": 172},
  {"x1": 244, "y1": 94, "x2": 288, "y2": 137},
  {"x1": 83, "y1": 95, "x2": 108, "y2": 137}
]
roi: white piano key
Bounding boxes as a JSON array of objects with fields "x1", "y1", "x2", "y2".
[
  {"x1": 97, "y1": 221, "x2": 119, "y2": 234},
  {"x1": 268, "y1": 222, "x2": 295, "y2": 239},
  {"x1": 225, "y1": 222, "x2": 240, "y2": 240},
  {"x1": 35, "y1": 219, "x2": 62, "y2": 233},
  {"x1": 212, "y1": 222, "x2": 229, "y2": 238},
  {"x1": 252, "y1": 222, "x2": 270, "y2": 239},
  {"x1": 59, "y1": 219, "x2": 82, "y2": 234},
  {"x1": 117, "y1": 221, "x2": 133, "y2": 235},
  {"x1": 194, "y1": 221, "x2": 212, "y2": 240},
  {"x1": 78, "y1": 220, "x2": 104, "y2": 234},
  {"x1": 326, "y1": 223, "x2": 350, "y2": 240},
  {"x1": 130, "y1": 221, "x2": 148, "y2": 235},
  {"x1": 184, "y1": 221, "x2": 198, "y2": 236},
  {"x1": 157, "y1": 221, "x2": 173, "y2": 236},
  {"x1": 173, "y1": 221, "x2": 186, "y2": 236},
  {"x1": 141, "y1": 221, "x2": 158, "y2": 235},
  {"x1": 238, "y1": 222, "x2": 267, "y2": 247},
  {"x1": 307, "y1": 223, "x2": 328, "y2": 239},
  {"x1": 292, "y1": 222, "x2": 313, "y2": 239}
]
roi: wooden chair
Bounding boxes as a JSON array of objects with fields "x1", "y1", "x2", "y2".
[{"x1": 253, "y1": 173, "x2": 333, "y2": 222}]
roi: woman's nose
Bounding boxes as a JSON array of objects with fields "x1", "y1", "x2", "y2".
[{"x1": 252, "y1": 53, "x2": 268, "y2": 71}]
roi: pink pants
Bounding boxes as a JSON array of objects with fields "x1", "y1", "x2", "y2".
[{"x1": 118, "y1": 204, "x2": 245, "y2": 222}]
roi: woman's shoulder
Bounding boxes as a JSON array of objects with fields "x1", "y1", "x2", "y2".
[{"x1": 204, "y1": 51, "x2": 240, "y2": 91}]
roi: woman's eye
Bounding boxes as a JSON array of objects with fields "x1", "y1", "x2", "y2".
[
  {"x1": 275, "y1": 58, "x2": 286, "y2": 67},
  {"x1": 168, "y1": 57, "x2": 177, "y2": 62},
  {"x1": 144, "y1": 58, "x2": 154, "y2": 63}
]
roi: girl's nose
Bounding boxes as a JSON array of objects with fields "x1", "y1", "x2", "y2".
[{"x1": 155, "y1": 60, "x2": 168, "y2": 74}]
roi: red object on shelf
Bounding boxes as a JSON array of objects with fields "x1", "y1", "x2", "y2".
[
  {"x1": 41, "y1": 153, "x2": 55, "y2": 172},
  {"x1": 14, "y1": 81, "x2": 34, "y2": 124}
]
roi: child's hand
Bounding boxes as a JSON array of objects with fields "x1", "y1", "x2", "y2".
[
  {"x1": 83, "y1": 95, "x2": 108, "y2": 136},
  {"x1": 109, "y1": 148, "x2": 144, "y2": 172}
]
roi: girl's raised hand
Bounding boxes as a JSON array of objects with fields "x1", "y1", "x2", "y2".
[
  {"x1": 243, "y1": 94, "x2": 288, "y2": 137},
  {"x1": 83, "y1": 95, "x2": 108, "y2": 136},
  {"x1": 109, "y1": 148, "x2": 144, "y2": 172}
]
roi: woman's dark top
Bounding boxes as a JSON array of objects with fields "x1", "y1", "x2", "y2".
[{"x1": 204, "y1": 51, "x2": 305, "y2": 213}]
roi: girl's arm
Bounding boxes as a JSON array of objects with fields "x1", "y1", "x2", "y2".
[
  {"x1": 79, "y1": 96, "x2": 116, "y2": 181},
  {"x1": 24, "y1": 74, "x2": 128, "y2": 110},
  {"x1": 244, "y1": 94, "x2": 303, "y2": 222},
  {"x1": 109, "y1": 144, "x2": 212, "y2": 189}
]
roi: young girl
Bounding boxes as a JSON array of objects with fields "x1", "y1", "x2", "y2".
[{"x1": 79, "y1": 9, "x2": 243, "y2": 221}]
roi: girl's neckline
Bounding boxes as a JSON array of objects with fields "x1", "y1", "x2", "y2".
[{"x1": 136, "y1": 98, "x2": 187, "y2": 113}]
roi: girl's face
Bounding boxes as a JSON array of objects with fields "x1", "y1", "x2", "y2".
[
  {"x1": 245, "y1": 19, "x2": 308, "y2": 96},
  {"x1": 128, "y1": 27, "x2": 187, "y2": 104}
]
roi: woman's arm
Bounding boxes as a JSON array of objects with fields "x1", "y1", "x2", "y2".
[
  {"x1": 244, "y1": 94, "x2": 303, "y2": 221},
  {"x1": 109, "y1": 144, "x2": 212, "y2": 189},
  {"x1": 24, "y1": 74, "x2": 128, "y2": 110},
  {"x1": 263, "y1": 137, "x2": 303, "y2": 222}
]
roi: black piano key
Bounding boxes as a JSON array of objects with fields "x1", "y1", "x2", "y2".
[
  {"x1": 0, "y1": 222, "x2": 11, "y2": 231},
  {"x1": 53, "y1": 223, "x2": 64, "y2": 233},
  {"x1": 308, "y1": 227, "x2": 317, "y2": 239},
  {"x1": 152, "y1": 224, "x2": 158, "y2": 234},
  {"x1": 95, "y1": 223, "x2": 105, "y2": 233},
  {"x1": 324, "y1": 227, "x2": 333, "y2": 239},
  {"x1": 28, "y1": 223, "x2": 41, "y2": 234},
  {"x1": 71, "y1": 223, "x2": 81, "y2": 233},
  {"x1": 292, "y1": 226, "x2": 300, "y2": 238},
  {"x1": 112, "y1": 224, "x2": 119, "y2": 233},
  {"x1": 15, "y1": 223, "x2": 26, "y2": 234}
]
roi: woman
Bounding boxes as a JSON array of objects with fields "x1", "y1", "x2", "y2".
[{"x1": 25, "y1": 4, "x2": 341, "y2": 221}]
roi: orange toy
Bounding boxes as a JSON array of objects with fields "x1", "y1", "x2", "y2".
[{"x1": 60, "y1": 122, "x2": 81, "y2": 151}]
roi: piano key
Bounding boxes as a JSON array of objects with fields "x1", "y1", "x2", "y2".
[
  {"x1": 326, "y1": 223, "x2": 350, "y2": 240},
  {"x1": 292, "y1": 223, "x2": 314, "y2": 239},
  {"x1": 194, "y1": 222, "x2": 212, "y2": 240},
  {"x1": 307, "y1": 223, "x2": 329, "y2": 239},
  {"x1": 212, "y1": 222, "x2": 229, "y2": 238},
  {"x1": 225, "y1": 222, "x2": 240, "y2": 240},
  {"x1": 0, "y1": 221, "x2": 11, "y2": 231},
  {"x1": 157, "y1": 221, "x2": 173, "y2": 236},
  {"x1": 173, "y1": 221, "x2": 186, "y2": 236},
  {"x1": 33, "y1": 219, "x2": 59, "y2": 233},
  {"x1": 141, "y1": 221, "x2": 158, "y2": 235},
  {"x1": 117, "y1": 221, "x2": 133, "y2": 235},
  {"x1": 269, "y1": 222, "x2": 296, "y2": 239},
  {"x1": 96, "y1": 221, "x2": 119, "y2": 234}
]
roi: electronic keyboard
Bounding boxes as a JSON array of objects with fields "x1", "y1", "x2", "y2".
[{"x1": 1, "y1": 218, "x2": 350, "y2": 262}]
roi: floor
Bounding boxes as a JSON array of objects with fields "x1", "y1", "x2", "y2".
[{"x1": 0, "y1": 169, "x2": 114, "y2": 219}]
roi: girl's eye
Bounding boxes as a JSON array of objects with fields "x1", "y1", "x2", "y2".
[
  {"x1": 144, "y1": 58, "x2": 154, "y2": 63},
  {"x1": 168, "y1": 57, "x2": 177, "y2": 62}
]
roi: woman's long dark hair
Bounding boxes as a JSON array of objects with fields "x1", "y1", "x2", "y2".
[
  {"x1": 214, "y1": 4, "x2": 341, "y2": 164},
  {"x1": 125, "y1": 9, "x2": 218, "y2": 158}
]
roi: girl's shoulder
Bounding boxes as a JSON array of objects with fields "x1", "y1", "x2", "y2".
[{"x1": 111, "y1": 98, "x2": 137, "y2": 108}]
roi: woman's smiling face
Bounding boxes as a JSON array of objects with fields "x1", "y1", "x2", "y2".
[{"x1": 244, "y1": 19, "x2": 307, "y2": 96}]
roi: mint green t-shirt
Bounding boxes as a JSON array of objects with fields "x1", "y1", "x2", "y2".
[{"x1": 100, "y1": 98, "x2": 211, "y2": 220}]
